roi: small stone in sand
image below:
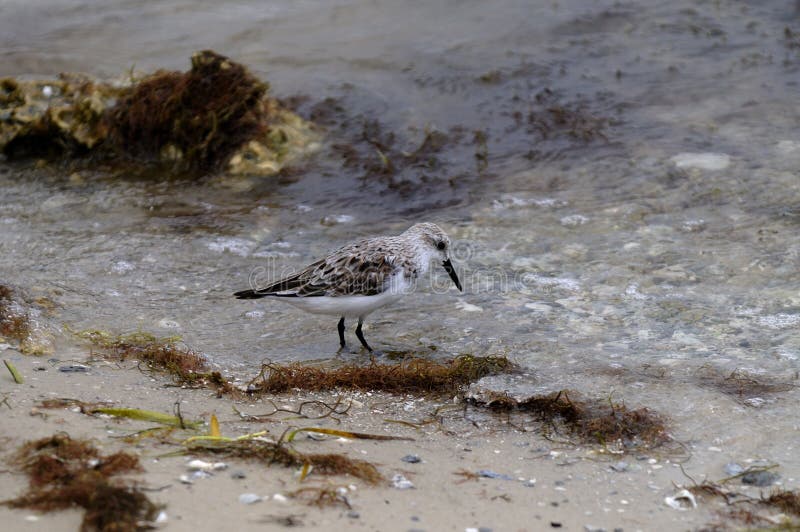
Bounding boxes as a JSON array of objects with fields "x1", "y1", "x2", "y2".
[
  {"x1": 741, "y1": 470, "x2": 779, "y2": 487},
  {"x1": 724, "y1": 462, "x2": 744, "y2": 476},
  {"x1": 610, "y1": 461, "x2": 628, "y2": 473},
  {"x1": 401, "y1": 454, "x2": 421, "y2": 463},
  {"x1": 238, "y1": 493, "x2": 263, "y2": 505},
  {"x1": 59, "y1": 364, "x2": 89, "y2": 372},
  {"x1": 477, "y1": 469, "x2": 513, "y2": 480},
  {"x1": 391, "y1": 473, "x2": 415, "y2": 489}
]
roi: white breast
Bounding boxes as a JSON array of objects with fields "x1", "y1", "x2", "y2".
[
  {"x1": 275, "y1": 270, "x2": 411, "y2": 318},
  {"x1": 281, "y1": 290, "x2": 405, "y2": 318}
]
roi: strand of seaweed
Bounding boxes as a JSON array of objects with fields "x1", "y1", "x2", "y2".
[
  {"x1": 677, "y1": 464, "x2": 800, "y2": 529},
  {"x1": 467, "y1": 389, "x2": 677, "y2": 454}
]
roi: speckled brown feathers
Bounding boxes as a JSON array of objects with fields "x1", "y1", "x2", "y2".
[{"x1": 246, "y1": 235, "x2": 417, "y2": 297}]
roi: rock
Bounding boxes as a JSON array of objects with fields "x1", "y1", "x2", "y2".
[
  {"x1": 741, "y1": 470, "x2": 779, "y2": 487},
  {"x1": 0, "y1": 52, "x2": 319, "y2": 177},
  {"x1": 401, "y1": 454, "x2": 421, "y2": 464}
]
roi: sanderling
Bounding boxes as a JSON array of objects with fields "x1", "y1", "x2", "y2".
[{"x1": 234, "y1": 222, "x2": 462, "y2": 352}]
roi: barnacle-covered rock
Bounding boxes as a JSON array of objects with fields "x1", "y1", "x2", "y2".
[
  {"x1": 0, "y1": 74, "x2": 121, "y2": 158},
  {"x1": 0, "y1": 51, "x2": 319, "y2": 177}
]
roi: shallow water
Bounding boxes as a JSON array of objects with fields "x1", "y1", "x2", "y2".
[{"x1": 2, "y1": 0, "x2": 800, "y2": 481}]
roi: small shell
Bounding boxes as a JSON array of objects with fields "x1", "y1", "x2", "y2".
[{"x1": 664, "y1": 489, "x2": 697, "y2": 510}]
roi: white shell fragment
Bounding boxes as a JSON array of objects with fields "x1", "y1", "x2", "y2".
[
  {"x1": 187, "y1": 459, "x2": 228, "y2": 472},
  {"x1": 664, "y1": 489, "x2": 697, "y2": 510}
]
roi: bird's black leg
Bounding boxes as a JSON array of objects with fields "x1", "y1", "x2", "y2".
[
  {"x1": 337, "y1": 317, "x2": 346, "y2": 349},
  {"x1": 355, "y1": 317, "x2": 373, "y2": 352}
]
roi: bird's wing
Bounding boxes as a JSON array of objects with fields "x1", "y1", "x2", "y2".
[
  {"x1": 294, "y1": 247, "x2": 397, "y2": 296},
  {"x1": 245, "y1": 244, "x2": 399, "y2": 298}
]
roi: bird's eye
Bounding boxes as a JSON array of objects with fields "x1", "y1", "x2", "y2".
[{"x1": 436, "y1": 241, "x2": 446, "y2": 251}]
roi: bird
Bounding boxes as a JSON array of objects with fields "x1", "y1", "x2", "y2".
[{"x1": 233, "y1": 222, "x2": 463, "y2": 352}]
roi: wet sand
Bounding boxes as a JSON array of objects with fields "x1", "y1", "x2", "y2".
[{"x1": 0, "y1": 345, "x2": 754, "y2": 532}]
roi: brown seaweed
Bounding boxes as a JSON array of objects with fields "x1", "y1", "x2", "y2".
[
  {"x1": 105, "y1": 50, "x2": 269, "y2": 173},
  {"x1": 2, "y1": 434, "x2": 159, "y2": 532},
  {"x1": 247, "y1": 354, "x2": 514, "y2": 395}
]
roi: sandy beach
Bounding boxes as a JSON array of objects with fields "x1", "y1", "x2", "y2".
[{"x1": 3, "y1": 341, "x2": 789, "y2": 532}]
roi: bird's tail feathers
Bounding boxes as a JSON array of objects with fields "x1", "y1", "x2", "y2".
[{"x1": 233, "y1": 289, "x2": 267, "y2": 299}]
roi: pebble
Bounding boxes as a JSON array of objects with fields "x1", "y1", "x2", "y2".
[
  {"x1": 59, "y1": 364, "x2": 89, "y2": 373},
  {"x1": 401, "y1": 454, "x2": 421, "y2": 464},
  {"x1": 391, "y1": 473, "x2": 415, "y2": 489},
  {"x1": 670, "y1": 152, "x2": 730, "y2": 170},
  {"x1": 230, "y1": 470, "x2": 247, "y2": 479},
  {"x1": 741, "y1": 470, "x2": 779, "y2": 487},
  {"x1": 744, "y1": 397, "x2": 767, "y2": 408},
  {"x1": 187, "y1": 459, "x2": 228, "y2": 472},
  {"x1": 522, "y1": 479, "x2": 537, "y2": 487},
  {"x1": 724, "y1": 463, "x2": 744, "y2": 476},
  {"x1": 238, "y1": 493, "x2": 263, "y2": 505},
  {"x1": 610, "y1": 461, "x2": 628, "y2": 473},
  {"x1": 477, "y1": 470, "x2": 514, "y2": 480}
]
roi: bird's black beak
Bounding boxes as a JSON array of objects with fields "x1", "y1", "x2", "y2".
[{"x1": 442, "y1": 259, "x2": 463, "y2": 292}]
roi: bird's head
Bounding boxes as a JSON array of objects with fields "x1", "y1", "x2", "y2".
[{"x1": 404, "y1": 222, "x2": 462, "y2": 291}]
